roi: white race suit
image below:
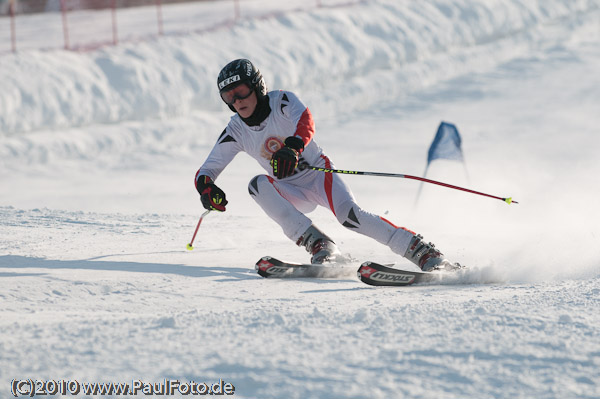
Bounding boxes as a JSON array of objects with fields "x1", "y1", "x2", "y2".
[{"x1": 195, "y1": 90, "x2": 415, "y2": 255}]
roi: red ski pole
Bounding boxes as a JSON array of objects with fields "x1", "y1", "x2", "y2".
[
  {"x1": 186, "y1": 210, "x2": 211, "y2": 250},
  {"x1": 302, "y1": 165, "x2": 518, "y2": 205}
]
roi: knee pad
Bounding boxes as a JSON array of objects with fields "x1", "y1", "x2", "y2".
[
  {"x1": 248, "y1": 174, "x2": 270, "y2": 197},
  {"x1": 335, "y1": 200, "x2": 401, "y2": 246},
  {"x1": 335, "y1": 200, "x2": 362, "y2": 229}
]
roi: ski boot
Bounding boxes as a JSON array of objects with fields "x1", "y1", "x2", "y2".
[
  {"x1": 404, "y1": 234, "x2": 458, "y2": 271},
  {"x1": 297, "y1": 225, "x2": 342, "y2": 264}
]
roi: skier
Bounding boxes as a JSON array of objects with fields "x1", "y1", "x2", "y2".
[{"x1": 195, "y1": 58, "x2": 454, "y2": 269}]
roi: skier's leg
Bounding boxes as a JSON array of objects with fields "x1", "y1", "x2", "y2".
[
  {"x1": 248, "y1": 174, "x2": 340, "y2": 263},
  {"x1": 335, "y1": 199, "x2": 453, "y2": 270},
  {"x1": 326, "y1": 173, "x2": 453, "y2": 271},
  {"x1": 334, "y1": 199, "x2": 413, "y2": 254},
  {"x1": 248, "y1": 174, "x2": 312, "y2": 241}
]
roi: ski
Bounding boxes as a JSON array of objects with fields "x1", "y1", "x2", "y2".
[
  {"x1": 255, "y1": 256, "x2": 355, "y2": 278},
  {"x1": 357, "y1": 261, "x2": 464, "y2": 286}
]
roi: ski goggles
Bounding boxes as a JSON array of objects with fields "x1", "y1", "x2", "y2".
[{"x1": 220, "y1": 83, "x2": 253, "y2": 105}]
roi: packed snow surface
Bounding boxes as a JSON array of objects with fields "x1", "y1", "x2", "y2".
[{"x1": 1, "y1": 0, "x2": 600, "y2": 398}]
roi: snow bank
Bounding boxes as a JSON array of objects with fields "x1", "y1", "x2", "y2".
[{"x1": 1, "y1": 0, "x2": 599, "y2": 135}]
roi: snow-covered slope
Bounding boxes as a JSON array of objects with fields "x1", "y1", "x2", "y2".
[{"x1": 1, "y1": 0, "x2": 599, "y2": 398}]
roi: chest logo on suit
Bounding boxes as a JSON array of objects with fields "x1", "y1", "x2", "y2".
[{"x1": 262, "y1": 136, "x2": 284, "y2": 160}]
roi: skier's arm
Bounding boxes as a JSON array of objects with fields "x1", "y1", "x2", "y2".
[
  {"x1": 270, "y1": 92, "x2": 314, "y2": 179},
  {"x1": 194, "y1": 127, "x2": 242, "y2": 211},
  {"x1": 279, "y1": 91, "x2": 315, "y2": 147}
]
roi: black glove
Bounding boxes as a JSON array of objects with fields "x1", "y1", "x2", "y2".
[
  {"x1": 270, "y1": 136, "x2": 305, "y2": 179},
  {"x1": 196, "y1": 175, "x2": 228, "y2": 212}
]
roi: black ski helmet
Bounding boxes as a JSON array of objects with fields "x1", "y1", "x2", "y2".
[{"x1": 217, "y1": 59, "x2": 267, "y2": 112}]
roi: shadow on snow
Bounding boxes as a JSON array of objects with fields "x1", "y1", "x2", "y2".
[{"x1": 0, "y1": 254, "x2": 253, "y2": 281}]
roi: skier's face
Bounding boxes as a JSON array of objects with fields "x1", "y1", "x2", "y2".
[
  {"x1": 232, "y1": 90, "x2": 257, "y2": 118},
  {"x1": 222, "y1": 83, "x2": 257, "y2": 118}
]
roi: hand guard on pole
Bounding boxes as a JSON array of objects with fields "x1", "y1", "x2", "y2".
[
  {"x1": 196, "y1": 175, "x2": 228, "y2": 212},
  {"x1": 270, "y1": 136, "x2": 304, "y2": 179}
]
